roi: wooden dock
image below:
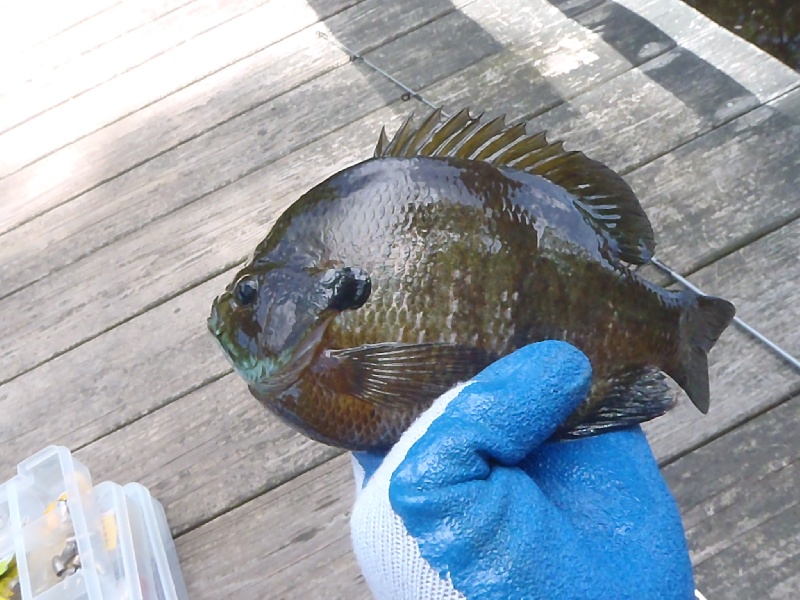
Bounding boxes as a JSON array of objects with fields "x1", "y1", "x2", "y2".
[{"x1": 1, "y1": 0, "x2": 798, "y2": 597}]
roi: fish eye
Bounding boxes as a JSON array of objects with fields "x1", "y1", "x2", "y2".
[
  {"x1": 233, "y1": 276, "x2": 259, "y2": 307},
  {"x1": 323, "y1": 267, "x2": 371, "y2": 311}
]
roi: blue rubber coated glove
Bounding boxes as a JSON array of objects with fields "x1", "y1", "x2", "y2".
[{"x1": 350, "y1": 341, "x2": 696, "y2": 600}]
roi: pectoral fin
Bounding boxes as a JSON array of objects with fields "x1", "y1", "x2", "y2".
[{"x1": 327, "y1": 342, "x2": 495, "y2": 410}]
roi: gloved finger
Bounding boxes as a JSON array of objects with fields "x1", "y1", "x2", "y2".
[{"x1": 352, "y1": 342, "x2": 597, "y2": 597}]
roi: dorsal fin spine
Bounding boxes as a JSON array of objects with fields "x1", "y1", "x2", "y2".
[
  {"x1": 372, "y1": 107, "x2": 656, "y2": 264},
  {"x1": 475, "y1": 122, "x2": 527, "y2": 161}
]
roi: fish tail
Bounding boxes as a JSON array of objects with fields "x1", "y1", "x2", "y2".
[{"x1": 669, "y1": 290, "x2": 736, "y2": 414}]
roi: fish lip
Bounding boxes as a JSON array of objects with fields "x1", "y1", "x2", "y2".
[
  {"x1": 248, "y1": 314, "x2": 334, "y2": 397},
  {"x1": 208, "y1": 301, "x2": 222, "y2": 336}
]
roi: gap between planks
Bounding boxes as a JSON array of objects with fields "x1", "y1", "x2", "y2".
[{"x1": 1, "y1": 4, "x2": 800, "y2": 472}]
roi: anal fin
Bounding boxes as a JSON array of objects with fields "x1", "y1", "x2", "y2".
[{"x1": 558, "y1": 368, "x2": 675, "y2": 438}]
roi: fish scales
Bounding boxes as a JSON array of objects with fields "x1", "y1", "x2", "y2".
[{"x1": 208, "y1": 108, "x2": 735, "y2": 451}]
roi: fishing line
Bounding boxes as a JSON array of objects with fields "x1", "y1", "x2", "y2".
[
  {"x1": 317, "y1": 32, "x2": 800, "y2": 375},
  {"x1": 316, "y1": 32, "x2": 441, "y2": 113},
  {"x1": 651, "y1": 258, "x2": 800, "y2": 371}
]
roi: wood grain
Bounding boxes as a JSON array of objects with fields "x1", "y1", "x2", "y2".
[
  {"x1": 644, "y1": 207, "x2": 800, "y2": 463},
  {"x1": 614, "y1": 0, "x2": 800, "y2": 104},
  {"x1": 2, "y1": 0, "x2": 570, "y2": 383},
  {"x1": 0, "y1": 0, "x2": 457, "y2": 237},
  {"x1": 0, "y1": 0, "x2": 360, "y2": 182},
  {"x1": 176, "y1": 454, "x2": 368, "y2": 600},
  {"x1": 663, "y1": 394, "x2": 800, "y2": 598},
  {"x1": 644, "y1": 200, "x2": 800, "y2": 462},
  {"x1": 0, "y1": 0, "x2": 798, "y2": 596},
  {"x1": 0, "y1": 0, "x2": 276, "y2": 135},
  {"x1": 632, "y1": 87, "x2": 800, "y2": 274},
  {"x1": 0, "y1": 0, "x2": 119, "y2": 54},
  {"x1": 0, "y1": 1, "x2": 193, "y2": 94},
  {"x1": 425, "y1": 0, "x2": 677, "y2": 120},
  {"x1": 0, "y1": 0, "x2": 468, "y2": 298},
  {"x1": 75, "y1": 372, "x2": 342, "y2": 535},
  {"x1": 0, "y1": 104, "x2": 417, "y2": 468}
]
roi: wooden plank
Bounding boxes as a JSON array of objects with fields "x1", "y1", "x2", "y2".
[
  {"x1": 0, "y1": 0, "x2": 119, "y2": 52},
  {"x1": 630, "y1": 87, "x2": 800, "y2": 274},
  {"x1": 0, "y1": 273, "x2": 231, "y2": 473},
  {"x1": 0, "y1": 0, "x2": 466, "y2": 294},
  {"x1": 613, "y1": 0, "x2": 800, "y2": 104},
  {"x1": 0, "y1": 0, "x2": 195, "y2": 99},
  {"x1": 0, "y1": 0, "x2": 612, "y2": 297},
  {"x1": 74, "y1": 372, "x2": 342, "y2": 535},
  {"x1": 0, "y1": 0, "x2": 616, "y2": 237},
  {"x1": 644, "y1": 328, "x2": 799, "y2": 464},
  {"x1": 176, "y1": 454, "x2": 368, "y2": 600},
  {"x1": 0, "y1": 105, "x2": 418, "y2": 468},
  {"x1": 163, "y1": 356, "x2": 799, "y2": 598},
  {"x1": 689, "y1": 218, "x2": 800, "y2": 358},
  {"x1": 0, "y1": 0, "x2": 359, "y2": 181},
  {"x1": 662, "y1": 395, "x2": 800, "y2": 597},
  {"x1": 423, "y1": 0, "x2": 677, "y2": 121},
  {"x1": 644, "y1": 208, "x2": 800, "y2": 463},
  {"x1": 3, "y1": 2, "x2": 796, "y2": 460},
  {"x1": 1, "y1": 0, "x2": 593, "y2": 382},
  {"x1": 0, "y1": 90, "x2": 406, "y2": 382},
  {"x1": 526, "y1": 43, "x2": 798, "y2": 175},
  {"x1": 7, "y1": 0, "x2": 787, "y2": 299}
]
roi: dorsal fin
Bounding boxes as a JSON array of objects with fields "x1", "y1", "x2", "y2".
[{"x1": 374, "y1": 107, "x2": 655, "y2": 264}]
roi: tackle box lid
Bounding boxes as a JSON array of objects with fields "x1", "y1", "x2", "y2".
[{"x1": 0, "y1": 446, "x2": 188, "y2": 600}]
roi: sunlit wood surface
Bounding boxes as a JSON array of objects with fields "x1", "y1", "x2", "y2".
[{"x1": 1, "y1": 0, "x2": 798, "y2": 597}]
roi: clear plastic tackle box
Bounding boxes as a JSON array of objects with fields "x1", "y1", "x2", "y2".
[{"x1": 0, "y1": 446, "x2": 188, "y2": 600}]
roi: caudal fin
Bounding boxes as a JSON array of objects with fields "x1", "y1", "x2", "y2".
[{"x1": 670, "y1": 292, "x2": 736, "y2": 414}]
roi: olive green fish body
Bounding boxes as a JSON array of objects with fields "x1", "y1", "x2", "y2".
[{"x1": 209, "y1": 109, "x2": 735, "y2": 451}]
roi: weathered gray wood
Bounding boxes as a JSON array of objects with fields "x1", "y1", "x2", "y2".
[
  {"x1": 0, "y1": 272, "x2": 230, "y2": 473},
  {"x1": 0, "y1": 0, "x2": 468, "y2": 295},
  {"x1": 644, "y1": 209, "x2": 800, "y2": 462},
  {"x1": 689, "y1": 217, "x2": 800, "y2": 357},
  {"x1": 0, "y1": 105, "x2": 417, "y2": 469},
  {"x1": 662, "y1": 395, "x2": 800, "y2": 598},
  {"x1": 0, "y1": 0, "x2": 476, "y2": 237},
  {"x1": 0, "y1": 1, "x2": 197, "y2": 95},
  {"x1": 75, "y1": 373, "x2": 342, "y2": 535},
  {"x1": 5, "y1": 0, "x2": 792, "y2": 304},
  {"x1": 695, "y1": 502, "x2": 800, "y2": 599},
  {"x1": 0, "y1": 0, "x2": 210, "y2": 127},
  {"x1": 615, "y1": 0, "x2": 800, "y2": 105},
  {"x1": 9, "y1": 0, "x2": 794, "y2": 303},
  {"x1": 3, "y1": 0, "x2": 796, "y2": 462},
  {"x1": 0, "y1": 0, "x2": 359, "y2": 182},
  {"x1": 644, "y1": 327, "x2": 800, "y2": 464},
  {"x1": 3, "y1": 0, "x2": 588, "y2": 382},
  {"x1": 527, "y1": 43, "x2": 798, "y2": 175},
  {"x1": 176, "y1": 454, "x2": 368, "y2": 600},
  {"x1": 0, "y1": 77, "x2": 412, "y2": 383},
  {"x1": 423, "y1": 0, "x2": 676, "y2": 121},
  {"x1": 632, "y1": 86, "x2": 800, "y2": 274},
  {"x1": 0, "y1": 0, "x2": 119, "y2": 53}
]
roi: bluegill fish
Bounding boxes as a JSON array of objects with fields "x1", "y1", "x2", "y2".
[{"x1": 207, "y1": 108, "x2": 735, "y2": 451}]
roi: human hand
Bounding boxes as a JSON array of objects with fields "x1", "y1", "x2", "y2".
[{"x1": 350, "y1": 341, "x2": 696, "y2": 599}]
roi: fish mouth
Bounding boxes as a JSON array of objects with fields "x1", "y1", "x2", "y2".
[
  {"x1": 248, "y1": 314, "x2": 333, "y2": 397},
  {"x1": 208, "y1": 296, "x2": 333, "y2": 396},
  {"x1": 208, "y1": 300, "x2": 223, "y2": 337}
]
